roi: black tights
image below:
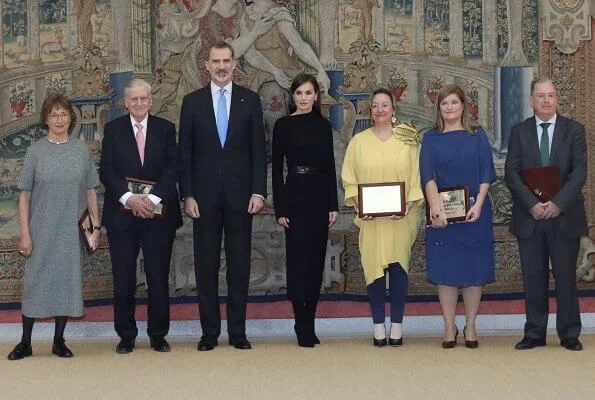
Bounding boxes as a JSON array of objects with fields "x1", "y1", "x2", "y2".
[{"x1": 20, "y1": 315, "x2": 68, "y2": 343}]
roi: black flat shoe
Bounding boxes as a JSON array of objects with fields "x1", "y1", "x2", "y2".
[
  {"x1": 389, "y1": 337, "x2": 403, "y2": 346},
  {"x1": 463, "y1": 326, "x2": 479, "y2": 349},
  {"x1": 442, "y1": 327, "x2": 459, "y2": 349},
  {"x1": 373, "y1": 337, "x2": 387, "y2": 347},
  {"x1": 116, "y1": 338, "x2": 135, "y2": 354},
  {"x1": 560, "y1": 338, "x2": 582, "y2": 351},
  {"x1": 150, "y1": 337, "x2": 171, "y2": 352},
  {"x1": 515, "y1": 336, "x2": 546, "y2": 350},
  {"x1": 229, "y1": 337, "x2": 252, "y2": 350},
  {"x1": 7, "y1": 341, "x2": 32, "y2": 361},
  {"x1": 52, "y1": 339, "x2": 73, "y2": 358},
  {"x1": 197, "y1": 335, "x2": 218, "y2": 351}
]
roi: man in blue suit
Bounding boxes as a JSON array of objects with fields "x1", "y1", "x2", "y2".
[{"x1": 178, "y1": 42, "x2": 266, "y2": 351}]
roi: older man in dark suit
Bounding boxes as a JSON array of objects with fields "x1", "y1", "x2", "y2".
[
  {"x1": 100, "y1": 79, "x2": 182, "y2": 354},
  {"x1": 505, "y1": 78, "x2": 587, "y2": 351},
  {"x1": 178, "y1": 42, "x2": 266, "y2": 351}
]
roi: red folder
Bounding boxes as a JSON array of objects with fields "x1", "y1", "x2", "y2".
[{"x1": 522, "y1": 166, "x2": 562, "y2": 203}]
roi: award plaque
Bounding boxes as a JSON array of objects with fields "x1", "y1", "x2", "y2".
[
  {"x1": 78, "y1": 209, "x2": 97, "y2": 254},
  {"x1": 358, "y1": 182, "x2": 405, "y2": 218},
  {"x1": 522, "y1": 166, "x2": 562, "y2": 203},
  {"x1": 425, "y1": 186, "x2": 470, "y2": 225},
  {"x1": 123, "y1": 177, "x2": 164, "y2": 216}
]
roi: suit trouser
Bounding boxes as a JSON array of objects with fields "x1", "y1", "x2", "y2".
[
  {"x1": 193, "y1": 198, "x2": 253, "y2": 339},
  {"x1": 108, "y1": 221, "x2": 175, "y2": 339},
  {"x1": 517, "y1": 219, "x2": 581, "y2": 340}
]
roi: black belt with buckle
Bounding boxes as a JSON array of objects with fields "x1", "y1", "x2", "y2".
[{"x1": 292, "y1": 165, "x2": 319, "y2": 175}]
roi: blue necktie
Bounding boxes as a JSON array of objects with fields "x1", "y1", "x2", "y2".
[
  {"x1": 539, "y1": 122, "x2": 551, "y2": 166},
  {"x1": 216, "y1": 88, "x2": 228, "y2": 147}
]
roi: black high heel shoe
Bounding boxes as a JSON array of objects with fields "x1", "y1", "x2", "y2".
[
  {"x1": 463, "y1": 325, "x2": 479, "y2": 349},
  {"x1": 52, "y1": 339, "x2": 74, "y2": 358},
  {"x1": 373, "y1": 336, "x2": 387, "y2": 347},
  {"x1": 388, "y1": 336, "x2": 403, "y2": 346},
  {"x1": 442, "y1": 327, "x2": 458, "y2": 349}
]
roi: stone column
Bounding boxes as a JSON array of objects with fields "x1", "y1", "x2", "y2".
[
  {"x1": 318, "y1": 0, "x2": 339, "y2": 69},
  {"x1": 411, "y1": 0, "x2": 425, "y2": 57},
  {"x1": 373, "y1": 0, "x2": 385, "y2": 49},
  {"x1": 0, "y1": 1, "x2": 6, "y2": 71},
  {"x1": 500, "y1": 0, "x2": 528, "y2": 66},
  {"x1": 406, "y1": 67, "x2": 420, "y2": 106},
  {"x1": 449, "y1": 0, "x2": 464, "y2": 59},
  {"x1": 482, "y1": 0, "x2": 497, "y2": 65},
  {"x1": 27, "y1": 0, "x2": 42, "y2": 65},
  {"x1": 112, "y1": 0, "x2": 134, "y2": 73}
]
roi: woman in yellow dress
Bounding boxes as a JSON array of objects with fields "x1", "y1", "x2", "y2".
[{"x1": 341, "y1": 88, "x2": 423, "y2": 346}]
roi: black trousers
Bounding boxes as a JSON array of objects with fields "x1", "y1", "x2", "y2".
[
  {"x1": 108, "y1": 220, "x2": 175, "y2": 339},
  {"x1": 193, "y1": 196, "x2": 253, "y2": 339},
  {"x1": 517, "y1": 219, "x2": 581, "y2": 340}
]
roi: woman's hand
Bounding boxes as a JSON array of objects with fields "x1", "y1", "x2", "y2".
[
  {"x1": 328, "y1": 211, "x2": 339, "y2": 228},
  {"x1": 390, "y1": 201, "x2": 415, "y2": 220},
  {"x1": 277, "y1": 217, "x2": 290, "y2": 229},
  {"x1": 19, "y1": 233, "x2": 32, "y2": 257},
  {"x1": 88, "y1": 230, "x2": 101, "y2": 252},
  {"x1": 430, "y1": 206, "x2": 448, "y2": 228},
  {"x1": 465, "y1": 203, "x2": 482, "y2": 223}
]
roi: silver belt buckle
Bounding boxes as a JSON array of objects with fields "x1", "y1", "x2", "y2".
[{"x1": 297, "y1": 166, "x2": 307, "y2": 174}]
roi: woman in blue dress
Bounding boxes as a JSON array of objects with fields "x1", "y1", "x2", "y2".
[{"x1": 420, "y1": 84, "x2": 496, "y2": 349}]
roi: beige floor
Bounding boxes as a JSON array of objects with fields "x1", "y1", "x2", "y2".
[{"x1": 0, "y1": 335, "x2": 594, "y2": 400}]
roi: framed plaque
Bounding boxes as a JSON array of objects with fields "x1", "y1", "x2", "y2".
[
  {"x1": 425, "y1": 186, "x2": 470, "y2": 225},
  {"x1": 122, "y1": 177, "x2": 164, "y2": 216},
  {"x1": 78, "y1": 209, "x2": 97, "y2": 254},
  {"x1": 358, "y1": 182, "x2": 406, "y2": 218}
]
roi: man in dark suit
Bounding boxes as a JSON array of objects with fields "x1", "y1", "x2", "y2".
[
  {"x1": 100, "y1": 79, "x2": 182, "y2": 354},
  {"x1": 178, "y1": 42, "x2": 266, "y2": 351},
  {"x1": 505, "y1": 78, "x2": 587, "y2": 351}
]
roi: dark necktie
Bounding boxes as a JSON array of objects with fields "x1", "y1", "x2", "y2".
[{"x1": 539, "y1": 122, "x2": 551, "y2": 166}]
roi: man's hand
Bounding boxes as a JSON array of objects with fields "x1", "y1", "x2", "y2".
[
  {"x1": 184, "y1": 197, "x2": 200, "y2": 219},
  {"x1": 543, "y1": 201, "x2": 561, "y2": 219},
  {"x1": 530, "y1": 203, "x2": 547, "y2": 220},
  {"x1": 126, "y1": 194, "x2": 154, "y2": 218},
  {"x1": 248, "y1": 195, "x2": 264, "y2": 214},
  {"x1": 277, "y1": 217, "x2": 290, "y2": 228}
]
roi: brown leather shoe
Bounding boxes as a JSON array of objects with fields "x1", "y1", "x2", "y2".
[
  {"x1": 442, "y1": 327, "x2": 458, "y2": 349},
  {"x1": 463, "y1": 326, "x2": 479, "y2": 349}
]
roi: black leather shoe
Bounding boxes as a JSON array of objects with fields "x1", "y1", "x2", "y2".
[
  {"x1": 514, "y1": 337, "x2": 546, "y2": 350},
  {"x1": 197, "y1": 335, "x2": 218, "y2": 351},
  {"x1": 229, "y1": 337, "x2": 252, "y2": 350},
  {"x1": 560, "y1": 338, "x2": 583, "y2": 351},
  {"x1": 52, "y1": 339, "x2": 74, "y2": 358},
  {"x1": 7, "y1": 341, "x2": 32, "y2": 361},
  {"x1": 116, "y1": 338, "x2": 135, "y2": 354},
  {"x1": 313, "y1": 334, "x2": 320, "y2": 345},
  {"x1": 373, "y1": 337, "x2": 387, "y2": 347},
  {"x1": 388, "y1": 337, "x2": 403, "y2": 346},
  {"x1": 150, "y1": 337, "x2": 171, "y2": 352}
]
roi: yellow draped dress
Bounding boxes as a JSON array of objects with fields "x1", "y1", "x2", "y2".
[{"x1": 341, "y1": 124, "x2": 423, "y2": 285}]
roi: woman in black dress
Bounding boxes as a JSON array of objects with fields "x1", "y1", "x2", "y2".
[{"x1": 272, "y1": 73, "x2": 339, "y2": 347}]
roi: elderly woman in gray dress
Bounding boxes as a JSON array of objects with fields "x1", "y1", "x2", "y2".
[{"x1": 7, "y1": 94, "x2": 101, "y2": 360}]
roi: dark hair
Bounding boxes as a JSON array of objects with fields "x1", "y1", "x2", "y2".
[
  {"x1": 40, "y1": 93, "x2": 76, "y2": 129},
  {"x1": 209, "y1": 41, "x2": 235, "y2": 59},
  {"x1": 288, "y1": 73, "x2": 321, "y2": 115},
  {"x1": 432, "y1": 84, "x2": 474, "y2": 134},
  {"x1": 530, "y1": 77, "x2": 556, "y2": 95}
]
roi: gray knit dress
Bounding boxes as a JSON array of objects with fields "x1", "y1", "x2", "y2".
[{"x1": 18, "y1": 137, "x2": 100, "y2": 318}]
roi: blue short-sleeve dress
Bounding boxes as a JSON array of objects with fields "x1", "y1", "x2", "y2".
[{"x1": 419, "y1": 128, "x2": 496, "y2": 287}]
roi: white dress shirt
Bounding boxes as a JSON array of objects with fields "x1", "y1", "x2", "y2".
[
  {"x1": 535, "y1": 114, "x2": 556, "y2": 156},
  {"x1": 119, "y1": 114, "x2": 162, "y2": 207}
]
